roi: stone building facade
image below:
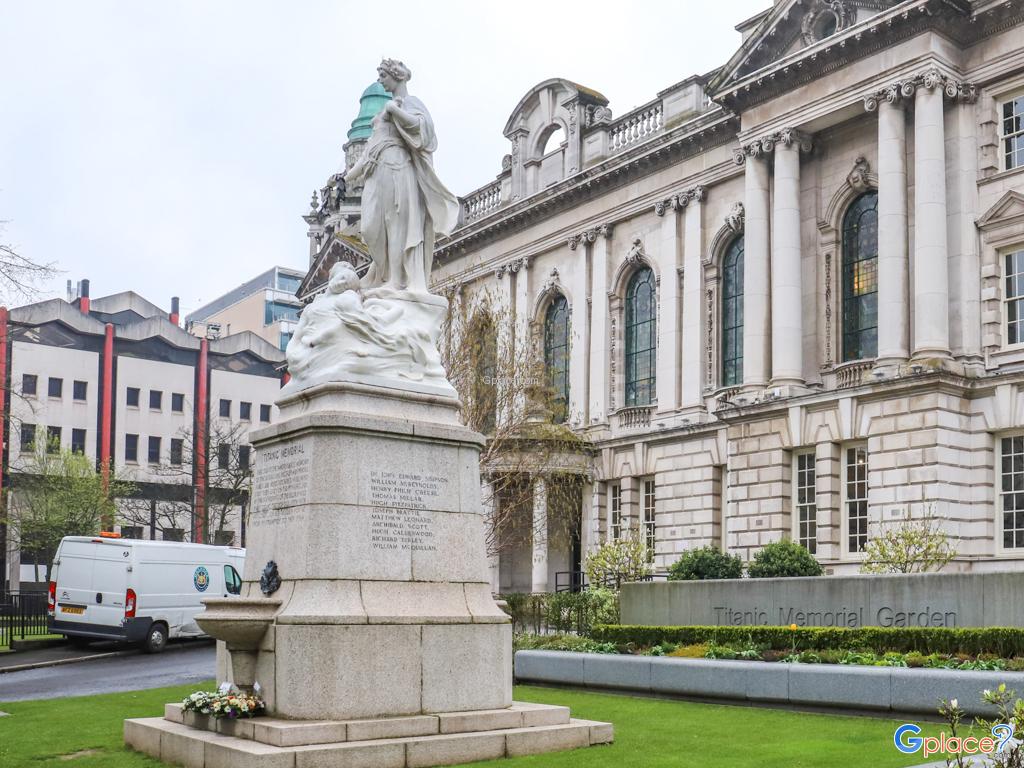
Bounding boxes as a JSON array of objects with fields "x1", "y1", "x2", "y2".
[
  {"x1": 304, "y1": 0, "x2": 1024, "y2": 589},
  {"x1": 429, "y1": 0, "x2": 1024, "y2": 587}
]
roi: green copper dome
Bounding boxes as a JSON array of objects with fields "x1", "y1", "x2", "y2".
[{"x1": 347, "y1": 82, "x2": 391, "y2": 141}]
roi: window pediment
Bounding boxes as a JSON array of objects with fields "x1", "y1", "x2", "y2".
[{"x1": 978, "y1": 190, "x2": 1024, "y2": 234}]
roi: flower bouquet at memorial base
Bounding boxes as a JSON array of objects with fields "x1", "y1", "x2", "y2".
[{"x1": 182, "y1": 684, "x2": 266, "y2": 719}]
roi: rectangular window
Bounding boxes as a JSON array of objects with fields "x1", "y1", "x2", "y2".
[
  {"x1": 163, "y1": 528, "x2": 184, "y2": 542},
  {"x1": 794, "y1": 451, "x2": 817, "y2": 554},
  {"x1": 1005, "y1": 250, "x2": 1024, "y2": 345},
  {"x1": 238, "y1": 445, "x2": 251, "y2": 470},
  {"x1": 609, "y1": 483, "x2": 622, "y2": 541},
  {"x1": 265, "y1": 300, "x2": 300, "y2": 325},
  {"x1": 171, "y1": 392, "x2": 185, "y2": 412},
  {"x1": 148, "y1": 436, "x2": 161, "y2": 464},
  {"x1": 150, "y1": 390, "x2": 162, "y2": 410},
  {"x1": 120, "y1": 526, "x2": 143, "y2": 540},
  {"x1": 239, "y1": 401, "x2": 252, "y2": 421},
  {"x1": 1002, "y1": 94, "x2": 1024, "y2": 171},
  {"x1": 126, "y1": 387, "x2": 140, "y2": 407},
  {"x1": 73, "y1": 380, "x2": 87, "y2": 401},
  {"x1": 48, "y1": 377, "x2": 63, "y2": 398},
  {"x1": 20, "y1": 423, "x2": 35, "y2": 452},
  {"x1": 219, "y1": 398, "x2": 231, "y2": 418},
  {"x1": 71, "y1": 428, "x2": 86, "y2": 455},
  {"x1": 218, "y1": 443, "x2": 231, "y2": 469},
  {"x1": 46, "y1": 426, "x2": 61, "y2": 453},
  {"x1": 642, "y1": 479, "x2": 656, "y2": 561},
  {"x1": 845, "y1": 445, "x2": 869, "y2": 553},
  {"x1": 279, "y1": 331, "x2": 293, "y2": 350},
  {"x1": 22, "y1": 374, "x2": 37, "y2": 396},
  {"x1": 125, "y1": 433, "x2": 138, "y2": 462},
  {"x1": 214, "y1": 530, "x2": 236, "y2": 546},
  {"x1": 1000, "y1": 436, "x2": 1024, "y2": 549},
  {"x1": 170, "y1": 438, "x2": 184, "y2": 467},
  {"x1": 260, "y1": 404, "x2": 271, "y2": 422}
]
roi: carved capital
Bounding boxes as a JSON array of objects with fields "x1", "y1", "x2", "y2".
[
  {"x1": 567, "y1": 234, "x2": 581, "y2": 251},
  {"x1": 654, "y1": 199, "x2": 669, "y2": 217},
  {"x1": 777, "y1": 128, "x2": 813, "y2": 153},
  {"x1": 599, "y1": 223, "x2": 614, "y2": 239},
  {"x1": 688, "y1": 185, "x2": 707, "y2": 203},
  {"x1": 732, "y1": 148, "x2": 747, "y2": 166},
  {"x1": 494, "y1": 264, "x2": 508, "y2": 279},
  {"x1": 582, "y1": 229, "x2": 597, "y2": 244}
]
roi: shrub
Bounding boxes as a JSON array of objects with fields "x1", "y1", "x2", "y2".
[
  {"x1": 584, "y1": 533, "x2": 652, "y2": 590},
  {"x1": 543, "y1": 588, "x2": 620, "y2": 635},
  {"x1": 747, "y1": 540, "x2": 823, "y2": 578},
  {"x1": 667, "y1": 643, "x2": 708, "y2": 658},
  {"x1": 512, "y1": 633, "x2": 617, "y2": 654},
  {"x1": 667, "y1": 546, "x2": 743, "y2": 581},
  {"x1": 589, "y1": 624, "x2": 1024, "y2": 658}
]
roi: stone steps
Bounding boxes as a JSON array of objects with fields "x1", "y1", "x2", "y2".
[{"x1": 124, "y1": 701, "x2": 613, "y2": 768}]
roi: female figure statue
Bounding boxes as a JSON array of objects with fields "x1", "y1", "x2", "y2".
[{"x1": 344, "y1": 59, "x2": 460, "y2": 295}]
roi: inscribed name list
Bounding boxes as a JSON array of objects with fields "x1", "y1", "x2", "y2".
[
  {"x1": 251, "y1": 442, "x2": 310, "y2": 526},
  {"x1": 367, "y1": 470, "x2": 447, "y2": 552}
]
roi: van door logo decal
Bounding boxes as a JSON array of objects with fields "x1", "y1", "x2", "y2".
[{"x1": 193, "y1": 566, "x2": 210, "y2": 592}]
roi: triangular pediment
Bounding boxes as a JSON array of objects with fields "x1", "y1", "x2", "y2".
[
  {"x1": 297, "y1": 234, "x2": 371, "y2": 301},
  {"x1": 709, "y1": 0, "x2": 900, "y2": 96},
  {"x1": 978, "y1": 190, "x2": 1024, "y2": 230}
]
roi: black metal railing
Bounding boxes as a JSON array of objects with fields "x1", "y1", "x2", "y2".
[{"x1": 0, "y1": 592, "x2": 50, "y2": 648}]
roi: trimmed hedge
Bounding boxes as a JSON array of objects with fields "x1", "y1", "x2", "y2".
[{"x1": 590, "y1": 624, "x2": 1024, "y2": 658}]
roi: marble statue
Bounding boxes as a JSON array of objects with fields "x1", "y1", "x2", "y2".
[{"x1": 283, "y1": 58, "x2": 459, "y2": 395}]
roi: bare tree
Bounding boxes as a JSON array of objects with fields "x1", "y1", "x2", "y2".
[
  {"x1": 0, "y1": 221, "x2": 57, "y2": 303},
  {"x1": 441, "y1": 289, "x2": 593, "y2": 559},
  {"x1": 118, "y1": 421, "x2": 253, "y2": 544},
  {"x1": 860, "y1": 505, "x2": 957, "y2": 574}
]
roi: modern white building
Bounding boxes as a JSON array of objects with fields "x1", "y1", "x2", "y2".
[
  {"x1": 307, "y1": 0, "x2": 1024, "y2": 590},
  {"x1": 1, "y1": 284, "x2": 285, "y2": 590}
]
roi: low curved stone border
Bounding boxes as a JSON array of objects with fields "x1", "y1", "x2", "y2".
[{"x1": 515, "y1": 651, "x2": 1024, "y2": 717}]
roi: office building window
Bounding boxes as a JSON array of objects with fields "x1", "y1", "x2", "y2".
[
  {"x1": 22, "y1": 374, "x2": 37, "y2": 396},
  {"x1": 1000, "y1": 436, "x2": 1024, "y2": 549},
  {"x1": 148, "y1": 436, "x2": 161, "y2": 464},
  {"x1": 609, "y1": 483, "x2": 622, "y2": 541},
  {"x1": 126, "y1": 387, "x2": 140, "y2": 407},
  {"x1": 120, "y1": 526, "x2": 143, "y2": 540},
  {"x1": 794, "y1": 451, "x2": 817, "y2": 553},
  {"x1": 240, "y1": 401, "x2": 251, "y2": 421},
  {"x1": 171, "y1": 392, "x2": 185, "y2": 412},
  {"x1": 163, "y1": 528, "x2": 185, "y2": 542},
  {"x1": 260, "y1": 404, "x2": 271, "y2": 422},
  {"x1": 219, "y1": 399, "x2": 231, "y2": 418},
  {"x1": 218, "y1": 443, "x2": 231, "y2": 469},
  {"x1": 170, "y1": 438, "x2": 184, "y2": 467},
  {"x1": 125, "y1": 433, "x2": 139, "y2": 463},
  {"x1": 845, "y1": 445, "x2": 869, "y2": 553},
  {"x1": 20, "y1": 423, "x2": 35, "y2": 452},
  {"x1": 215, "y1": 530, "x2": 236, "y2": 546},
  {"x1": 238, "y1": 445, "x2": 251, "y2": 470},
  {"x1": 71, "y1": 428, "x2": 86, "y2": 455},
  {"x1": 150, "y1": 390, "x2": 162, "y2": 410},
  {"x1": 642, "y1": 479, "x2": 656, "y2": 561},
  {"x1": 73, "y1": 380, "x2": 87, "y2": 401},
  {"x1": 46, "y1": 426, "x2": 61, "y2": 453},
  {"x1": 48, "y1": 377, "x2": 63, "y2": 398}
]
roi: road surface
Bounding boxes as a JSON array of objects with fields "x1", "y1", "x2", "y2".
[{"x1": 0, "y1": 641, "x2": 215, "y2": 702}]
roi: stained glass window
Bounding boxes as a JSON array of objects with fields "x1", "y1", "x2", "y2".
[
  {"x1": 842, "y1": 192, "x2": 878, "y2": 361},
  {"x1": 544, "y1": 295, "x2": 570, "y2": 423},
  {"x1": 625, "y1": 267, "x2": 657, "y2": 406},
  {"x1": 721, "y1": 237, "x2": 744, "y2": 387}
]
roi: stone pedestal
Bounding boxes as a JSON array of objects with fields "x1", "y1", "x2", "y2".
[{"x1": 126, "y1": 376, "x2": 612, "y2": 765}]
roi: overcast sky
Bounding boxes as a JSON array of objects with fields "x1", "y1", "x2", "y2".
[{"x1": 0, "y1": 0, "x2": 767, "y2": 317}]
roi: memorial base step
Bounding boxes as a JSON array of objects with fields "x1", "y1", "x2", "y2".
[{"x1": 124, "y1": 701, "x2": 613, "y2": 767}]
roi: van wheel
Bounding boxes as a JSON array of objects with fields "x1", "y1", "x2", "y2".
[{"x1": 143, "y1": 623, "x2": 168, "y2": 654}]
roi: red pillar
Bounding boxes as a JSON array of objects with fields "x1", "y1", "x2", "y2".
[
  {"x1": 194, "y1": 338, "x2": 209, "y2": 543},
  {"x1": 100, "y1": 323, "x2": 114, "y2": 529}
]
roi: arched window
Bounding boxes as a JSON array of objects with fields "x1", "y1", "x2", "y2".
[
  {"x1": 841, "y1": 192, "x2": 879, "y2": 362},
  {"x1": 544, "y1": 295, "x2": 571, "y2": 423},
  {"x1": 721, "y1": 236, "x2": 744, "y2": 387},
  {"x1": 625, "y1": 267, "x2": 657, "y2": 406}
]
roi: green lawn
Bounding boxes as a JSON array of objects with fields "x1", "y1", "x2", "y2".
[{"x1": 0, "y1": 681, "x2": 944, "y2": 768}]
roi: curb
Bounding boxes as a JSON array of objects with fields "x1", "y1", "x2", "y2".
[{"x1": 0, "y1": 639, "x2": 214, "y2": 674}]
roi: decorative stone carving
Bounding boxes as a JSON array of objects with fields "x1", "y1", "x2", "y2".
[
  {"x1": 847, "y1": 156, "x2": 872, "y2": 192},
  {"x1": 866, "y1": 71, "x2": 977, "y2": 111},
  {"x1": 726, "y1": 202, "x2": 745, "y2": 234},
  {"x1": 599, "y1": 223, "x2": 614, "y2": 239},
  {"x1": 800, "y1": 0, "x2": 852, "y2": 46},
  {"x1": 655, "y1": 186, "x2": 706, "y2": 216},
  {"x1": 540, "y1": 267, "x2": 561, "y2": 297},
  {"x1": 501, "y1": 154, "x2": 512, "y2": 171},
  {"x1": 705, "y1": 286, "x2": 715, "y2": 388},
  {"x1": 824, "y1": 251, "x2": 833, "y2": 367},
  {"x1": 508, "y1": 256, "x2": 530, "y2": 273},
  {"x1": 624, "y1": 238, "x2": 646, "y2": 265},
  {"x1": 567, "y1": 234, "x2": 581, "y2": 250},
  {"x1": 591, "y1": 105, "x2": 613, "y2": 125},
  {"x1": 778, "y1": 128, "x2": 813, "y2": 153},
  {"x1": 260, "y1": 561, "x2": 281, "y2": 596}
]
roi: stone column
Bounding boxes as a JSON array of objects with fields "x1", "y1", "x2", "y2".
[
  {"x1": 770, "y1": 131, "x2": 809, "y2": 386},
  {"x1": 494, "y1": 266, "x2": 514, "y2": 428},
  {"x1": 912, "y1": 71, "x2": 951, "y2": 360},
  {"x1": 512, "y1": 257, "x2": 532, "y2": 418},
  {"x1": 531, "y1": 477, "x2": 549, "y2": 594},
  {"x1": 588, "y1": 226, "x2": 612, "y2": 422},
  {"x1": 580, "y1": 480, "x2": 596, "y2": 565},
  {"x1": 569, "y1": 235, "x2": 591, "y2": 424},
  {"x1": 655, "y1": 198, "x2": 683, "y2": 412},
  {"x1": 871, "y1": 91, "x2": 910, "y2": 368},
  {"x1": 741, "y1": 146, "x2": 771, "y2": 389},
  {"x1": 949, "y1": 87, "x2": 982, "y2": 368},
  {"x1": 681, "y1": 189, "x2": 705, "y2": 408}
]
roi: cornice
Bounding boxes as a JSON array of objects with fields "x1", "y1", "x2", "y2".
[{"x1": 434, "y1": 110, "x2": 739, "y2": 262}]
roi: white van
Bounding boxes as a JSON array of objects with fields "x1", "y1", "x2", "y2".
[{"x1": 47, "y1": 536, "x2": 245, "y2": 653}]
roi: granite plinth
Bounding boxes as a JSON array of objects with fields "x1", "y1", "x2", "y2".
[{"x1": 126, "y1": 702, "x2": 612, "y2": 768}]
